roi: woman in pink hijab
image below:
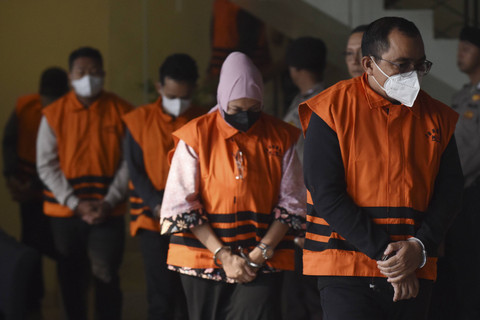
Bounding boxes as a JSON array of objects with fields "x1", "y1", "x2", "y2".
[{"x1": 160, "y1": 52, "x2": 306, "y2": 319}]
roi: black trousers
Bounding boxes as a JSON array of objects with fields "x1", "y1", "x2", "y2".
[
  {"x1": 50, "y1": 216, "x2": 125, "y2": 320},
  {"x1": 281, "y1": 246, "x2": 322, "y2": 320},
  {"x1": 19, "y1": 200, "x2": 56, "y2": 311},
  {"x1": 137, "y1": 229, "x2": 187, "y2": 320},
  {"x1": 430, "y1": 183, "x2": 480, "y2": 320},
  {"x1": 319, "y1": 277, "x2": 432, "y2": 320},
  {"x1": 0, "y1": 229, "x2": 41, "y2": 320},
  {"x1": 180, "y1": 272, "x2": 283, "y2": 320}
]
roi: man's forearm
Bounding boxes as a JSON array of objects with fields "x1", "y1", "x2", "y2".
[
  {"x1": 415, "y1": 136, "x2": 464, "y2": 255},
  {"x1": 104, "y1": 160, "x2": 128, "y2": 207},
  {"x1": 123, "y1": 130, "x2": 164, "y2": 210},
  {"x1": 36, "y1": 116, "x2": 78, "y2": 208}
]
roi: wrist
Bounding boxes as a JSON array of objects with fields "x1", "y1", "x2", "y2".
[
  {"x1": 239, "y1": 248, "x2": 263, "y2": 268},
  {"x1": 256, "y1": 241, "x2": 274, "y2": 260},
  {"x1": 248, "y1": 247, "x2": 266, "y2": 265},
  {"x1": 213, "y1": 246, "x2": 231, "y2": 267},
  {"x1": 408, "y1": 237, "x2": 426, "y2": 268},
  {"x1": 66, "y1": 195, "x2": 80, "y2": 211},
  {"x1": 218, "y1": 248, "x2": 232, "y2": 263}
]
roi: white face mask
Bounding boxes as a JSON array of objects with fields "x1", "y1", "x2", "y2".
[
  {"x1": 370, "y1": 57, "x2": 421, "y2": 107},
  {"x1": 71, "y1": 75, "x2": 104, "y2": 98},
  {"x1": 162, "y1": 95, "x2": 191, "y2": 117}
]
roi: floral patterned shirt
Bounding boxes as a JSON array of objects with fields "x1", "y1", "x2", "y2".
[{"x1": 160, "y1": 140, "x2": 306, "y2": 282}]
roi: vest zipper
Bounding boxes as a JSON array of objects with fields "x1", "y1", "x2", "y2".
[
  {"x1": 232, "y1": 141, "x2": 239, "y2": 249},
  {"x1": 370, "y1": 107, "x2": 391, "y2": 291},
  {"x1": 386, "y1": 207, "x2": 390, "y2": 235},
  {"x1": 386, "y1": 107, "x2": 390, "y2": 236}
]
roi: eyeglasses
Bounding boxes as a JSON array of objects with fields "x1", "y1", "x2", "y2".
[
  {"x1": 234, "y1": 150, "x2": 244, "y2": 180},
  {"x1": 373, "y1": 57, "x2": 433, "y2": 76}
]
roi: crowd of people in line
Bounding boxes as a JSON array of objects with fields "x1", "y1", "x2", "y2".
[{"x1": 1, "y1": 4, "x2": 480, "y2": 320}]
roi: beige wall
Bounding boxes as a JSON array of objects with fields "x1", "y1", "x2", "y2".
[{"x1": 0, "y1": 0, "x2": 214, "y2": 238}]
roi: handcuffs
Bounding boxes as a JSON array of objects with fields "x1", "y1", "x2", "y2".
[{"x1": 213, "y1": 243, "x2": 274, "y2": 269}]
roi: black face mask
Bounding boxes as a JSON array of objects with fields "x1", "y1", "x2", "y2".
[{"x1": 224, "y1": 110, "x2": 261, "y2": 132}]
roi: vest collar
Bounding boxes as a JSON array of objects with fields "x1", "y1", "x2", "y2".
[
  {"x1": 155, "y1": 97, "x2": 174, "y2": 122},
  {"x1": 155, "y1": 97, "x2": 200, "y2": 123},
  {"x1": 361, "y1": 74, "x2": 421, "y2": 118},
  {"x1": 70, "y1": 90, "x2": 108, "y2": 111},
  {"x1": 215, "y1": 109, "x2": 261, "y2": 142}
]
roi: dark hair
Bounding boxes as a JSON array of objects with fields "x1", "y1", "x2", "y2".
[
  {"x1": 159, "y1": 54, "x2": 199, "y2": 85},
  {"x1": 39, "y1": 67, "x2": 69, "y2": 98},
  {"x1": 286, "y1": 37, "x2": 327, "y2": 78},
  {"x1": 68, "y1": 47, "x2": 103, "y2": 70},
  {"x1": 361, "y1": 17, "x2": 421, "y2": 58},
  {"x1": 460, "y1": 26, "x2": 480, "y2": 48},
  {"x1": 351, "y1": 24, "x2": 368, "y2": 35}
]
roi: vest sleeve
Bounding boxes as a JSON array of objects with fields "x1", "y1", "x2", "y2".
[
  {"x1": 123, "y1": 129, "x2": 164, "y2": 210},
  {"x1": 304, "y1": 112, "x2": 391, "y2": 260},
  {"x1": 172, "y1": 120, "x2": 200, "y2": 155},
  {"x1": 416, "y1": 135, "x2": 464, "y2": 255},
  {"x1": 299, "y1": 98, "x2": 336, "y2": 137},
  {"x1": 36, "y1": 116, "x2": 79, "y2": 209},
  {"x1": 298, "y1": 102, "x2": 312, "y2": 137}
]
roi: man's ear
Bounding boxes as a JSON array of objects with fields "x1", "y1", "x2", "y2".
[{"x1": 362, "y1": 56, "x2": 374, "y2": 75}]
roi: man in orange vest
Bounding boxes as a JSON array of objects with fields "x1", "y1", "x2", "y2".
[
  {"x1": 123, "y1": 53, "x2": 204, "y2": 320},
  {"x1": 36, "y1": 47, "x2": 133, "y2": 320},
  {"x1": 429, "y1": 26, "x2": 480, "y2": 320},
  {"x1": 300, "y1": 17, "x2": 463, "y2": 319},
  {"x1": 2, "y1": 67, "x2": 69, "y2": 316}
]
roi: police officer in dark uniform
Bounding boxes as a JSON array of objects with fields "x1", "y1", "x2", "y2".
[{"x1": 431, "y1": 26, "x2": 480, "y2": 320}]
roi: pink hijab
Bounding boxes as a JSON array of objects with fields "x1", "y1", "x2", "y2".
[{"x1": 209, "y1": 52, "x2": 263, "y2": 115}]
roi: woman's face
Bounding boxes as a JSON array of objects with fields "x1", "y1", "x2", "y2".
[
  {"x1": 345, "y1": 32, "x2": 365, "y2": 78},
  {"x1": 226, "y1": 98, "x2": 261, "y2": 115}
]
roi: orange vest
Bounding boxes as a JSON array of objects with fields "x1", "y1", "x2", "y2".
[
  {"x1": 42, "y1": 91, "x2": 133, "y2": 218},
  {"x1": 298, "y1": 75, "x2": 459, "y2": 280},
  {"x1": 15, "y1": 93, "x2": 43, "y2": 178},
  {"x1": 209, "y1": 0, "x2": 270, "y2": 76},
  {"x1": 167, "y1": 111, "x2": 300, "y2": 270},
  {"x1": 123, "y1": 99, "x2": 205, "y2": 236}
]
